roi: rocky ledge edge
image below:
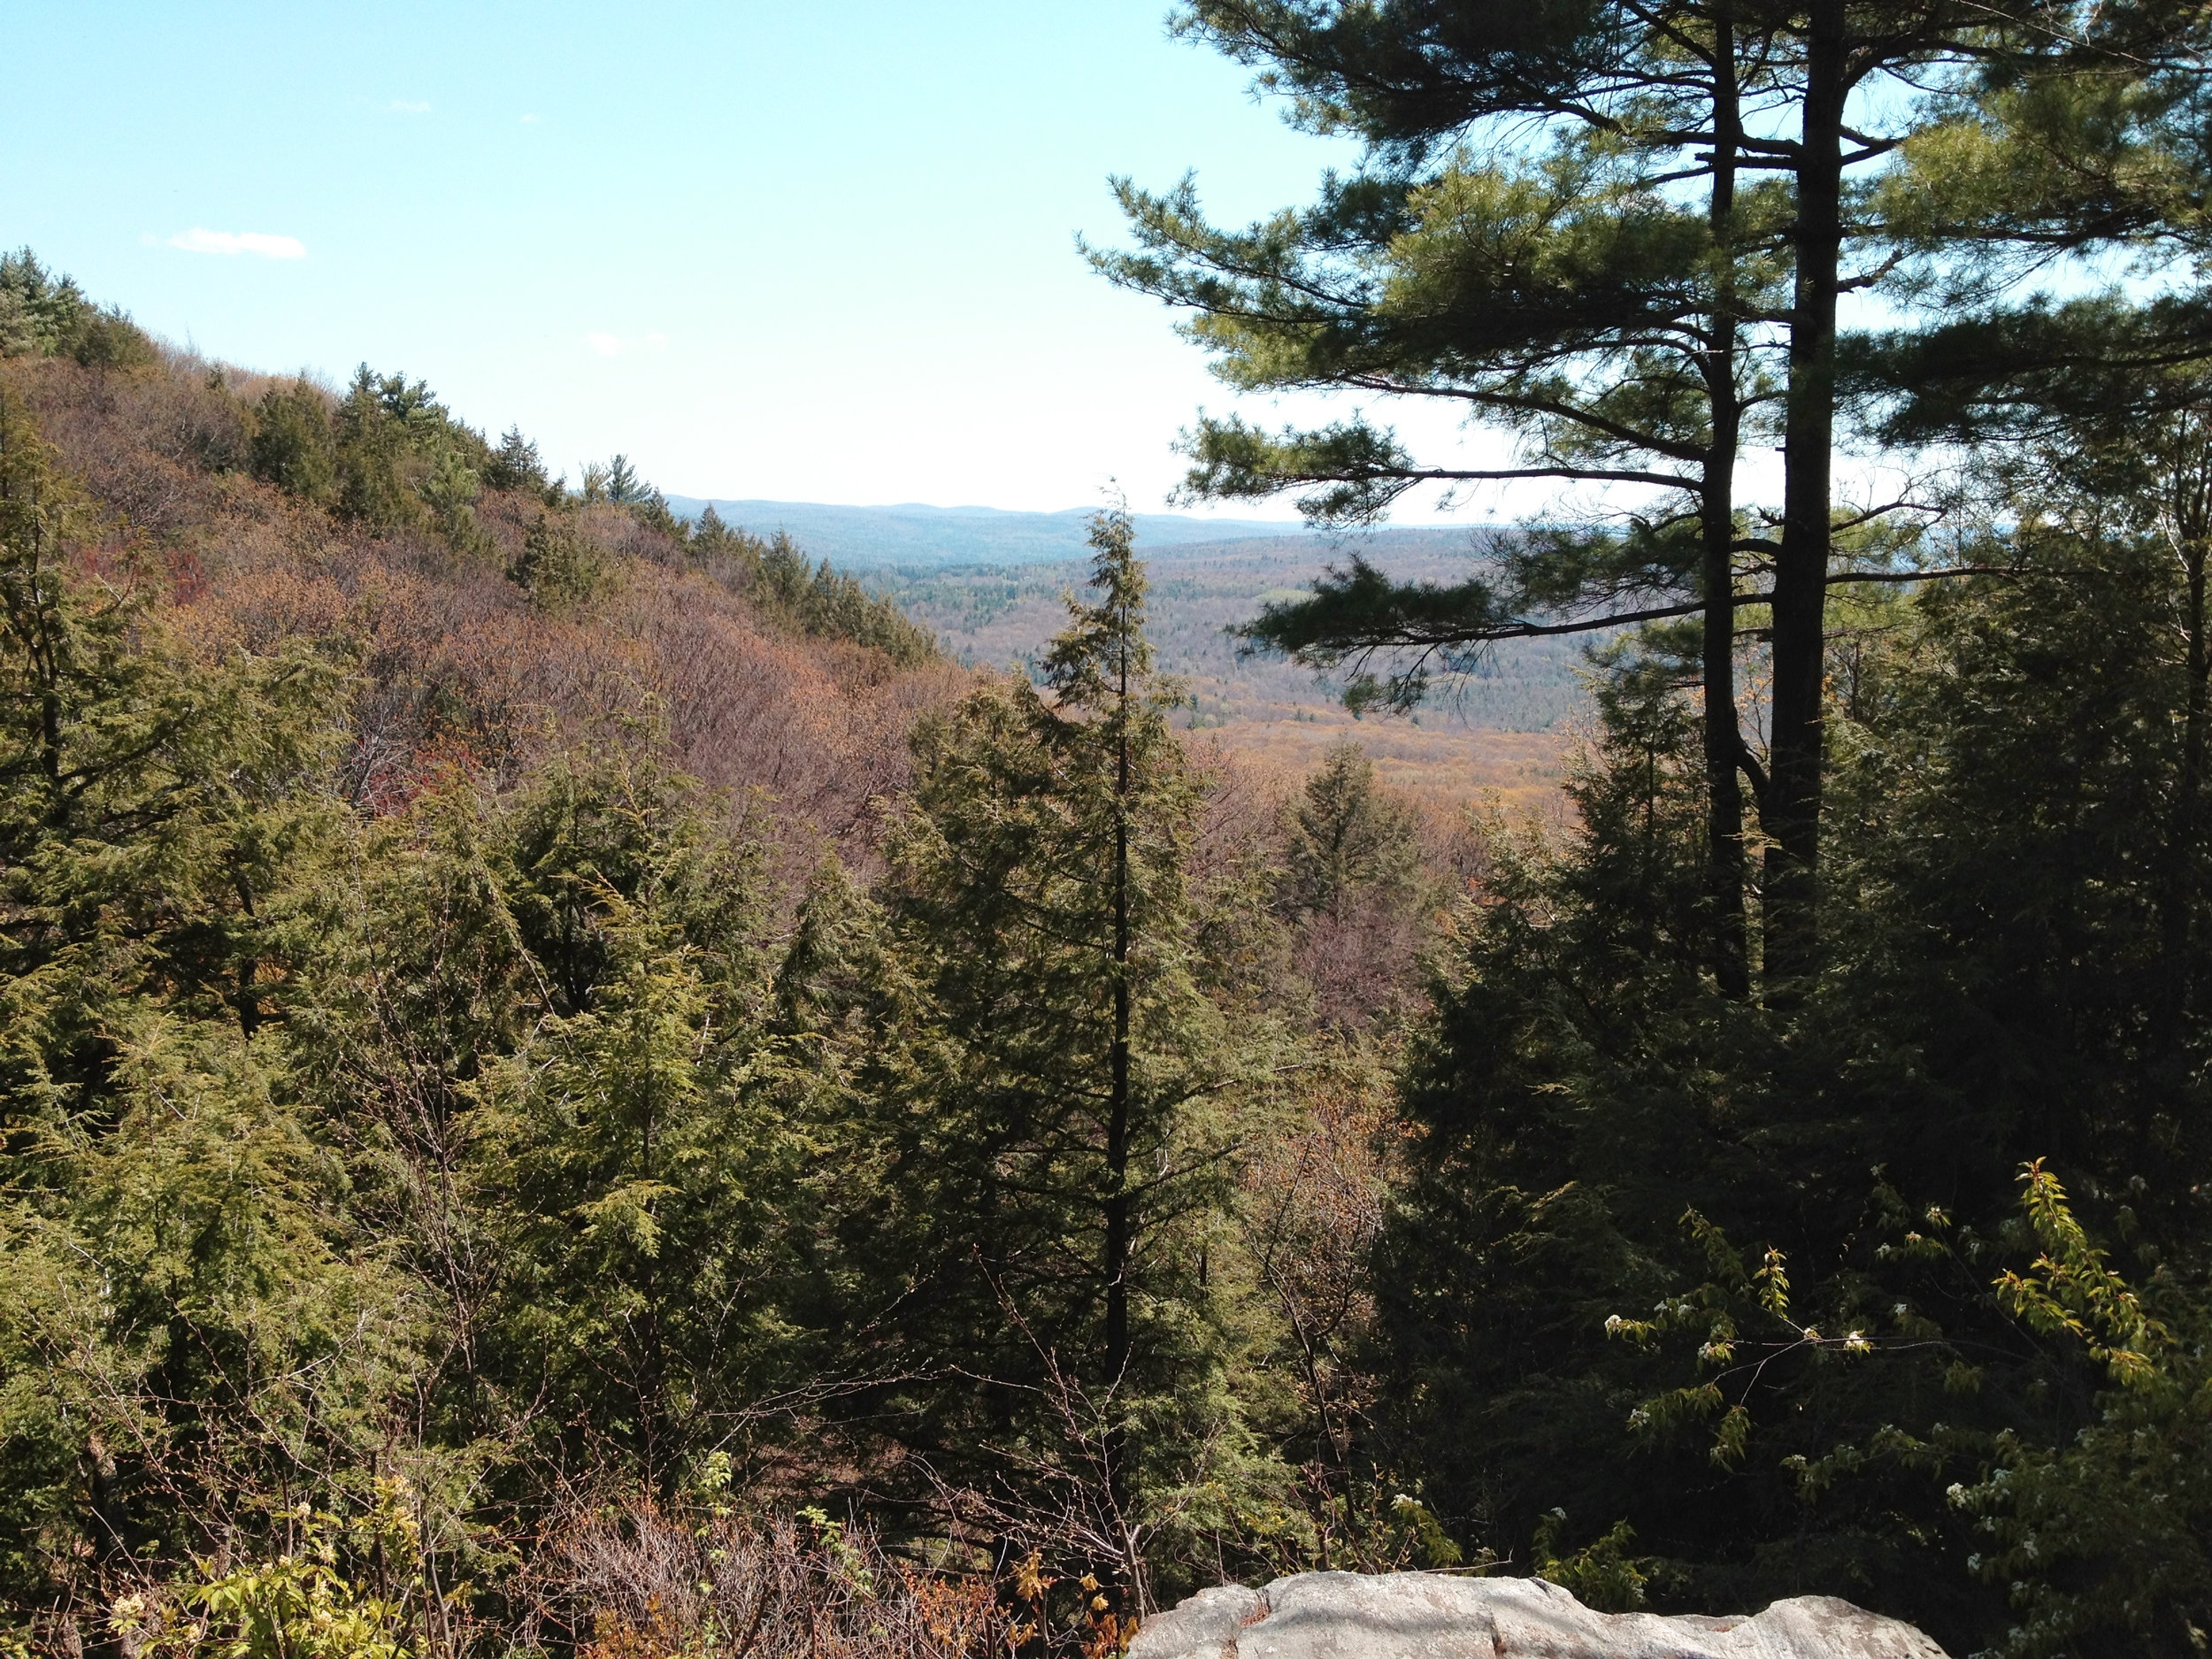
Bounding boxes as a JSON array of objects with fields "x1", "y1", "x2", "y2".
[{"x1": 1127, "y1": 1571, "x2": 1950, "y2": 1659}]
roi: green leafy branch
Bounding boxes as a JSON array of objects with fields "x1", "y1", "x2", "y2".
[
  {"x1": 1993, "y1": 1159, "x2": 2169, "y2": 1391},
  {"x1": 113, "y1": 1479, "x2": 454, "y2": 1659},
  {"x1": 1608, "y1": 1210, "x2": 1873, "y2": 1468}
]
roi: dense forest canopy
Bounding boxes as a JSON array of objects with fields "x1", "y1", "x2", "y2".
[{"x1": 4, "y1": 5, "x2": 2212, "y2": 1653}]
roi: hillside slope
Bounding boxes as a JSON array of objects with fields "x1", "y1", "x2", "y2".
[
  {"x1": 1, "y1": 249, "x2": 1563, "y2": 834},
  {"x1": 1, "y1": 253, "x2": 961, "y2": 862}
]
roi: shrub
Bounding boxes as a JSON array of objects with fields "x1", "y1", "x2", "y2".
[
  {"x1": 531, "y1": 1499, "x2": 1011, "y2": 1659},
  {"x1": 510, "y1": 509, "x2": 608, "y2": 609},
  {"x1": 250, "y1": 379, "x2": 339, "y2": 502}
]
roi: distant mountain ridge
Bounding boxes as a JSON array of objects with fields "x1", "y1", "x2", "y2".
[{"x1": 666, "y1": 496, "x2": 1333, "y2": 569}]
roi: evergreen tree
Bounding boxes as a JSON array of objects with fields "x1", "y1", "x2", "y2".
[
  {"x1": 1102, "y1": 1, "x2": 2208, "y2": 979},
  {"x1": 1278, "y1": 742, "x2": 1422, "y2": 920},
  {"x1": 686, "y1": 505, "x2": 773, "y2": 595},
  {"x1": 0, "y1": 250, "x2": 88, "y2": 359},
  {"x1": 690, "y1": 502, "x2": 737, "y2": 549},
  {"x1": 604, "y1": 453, "x2": 647, "y2": 505},
  {"x1": 1371, "y1": 452, "x2": 2212, "y2": 1644},
  {"x1": 822, "y1": 511, "x2": 1284, "y2": 1601},
  {"x1": 0, "y1": 388, "x2": 343, "y2": 1043},
  {"x1": 419, "y1": 448, "x2": 488, "y2": 557},
  {"x1": 0, "y1": 249, "x2": 154, "y2": 368},
  {"x1": 465, "y1": 755, "x2": 803, "y2": 1492},
  {"x1": 249, "y1": 379, "x2": 338, "y2": 503},
  {"x1": 745, "y1": 530, "x2": 939, "y2": 665},
  {"x1": 482, "y1": 424, "x2": 548, "y2": 494},
  {"x1": 0, "y1": 387, "x2": 408, "y2": 1637},
  {"x1": 1094, "y1": 4, "x2": 1780, "y2": 989},
  {"x1": 328, "y1": 365, "x2": 492, "y2": 539},
  {"x1": 509, "y1": 509, "x2": 607, "y2": 611},
  {"x1": 333, "y1": 366, "x2": 430, "y2": 530}
]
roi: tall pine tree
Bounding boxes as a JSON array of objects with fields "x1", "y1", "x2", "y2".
[
  {"x1": 823, "y1": 510, "x2": 1283, "y2": 1605},
  {"x1": 1100, "y1": 0, "x2": 2209, "y2": 982}
]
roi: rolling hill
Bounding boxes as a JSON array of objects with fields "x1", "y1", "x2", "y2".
[{"x1": 670, "y1": 495, "x2": 1328, "y2": 568}]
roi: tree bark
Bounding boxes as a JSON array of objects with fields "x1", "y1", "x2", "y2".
[
  {"x1": 2170, "y1": 529, "x2": 2206, "y2": 1039},
  {"x1": 2159, "y1": 426, "x2": 2212, "y2": 1055},
  {"x1": 1701, "y1": 0, "x2": 1752, "y2": 1000},
  {"x1": 1766, "y1": 0, "x2": 1849, "y2": 988}
]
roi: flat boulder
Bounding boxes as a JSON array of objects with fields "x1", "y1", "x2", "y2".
[{"x1": 1127, "y1": 1571, "x2": 1949, "y2": 1659}]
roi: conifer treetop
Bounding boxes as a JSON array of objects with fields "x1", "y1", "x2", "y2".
[{"x1": 1044, "y1": 504, "x2": 1159, "y2": 714}]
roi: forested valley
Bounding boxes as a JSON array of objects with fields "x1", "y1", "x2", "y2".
[{"x1": 13, "y1": 4, "x2": 2212, "y2": 1657}]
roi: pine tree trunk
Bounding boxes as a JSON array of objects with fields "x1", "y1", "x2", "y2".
[
  {"x1": 2160, "y1": 433, "x2": 2211, "y2": 1054},
  {"x1": 1766, "y1": 0, "x2": 1848, "y2": 988},
  {"x1": 2169, "y1": 534, "x2": 2206, "y2": 1038},
  {"x1": 1702, "y1": 1, "x2": 1752, "y2": 1000}
]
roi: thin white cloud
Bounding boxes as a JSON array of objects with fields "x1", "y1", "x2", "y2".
[
  {"x1": 586, "y1": 331, "x2": 671, "y2": 358},
  {"x1": 388, "y1": 98, "x2": 432, "y2": 113},
  {"x1": 520, "y1": 112, "x2": 542, "y2": 125},
  {"x1": 167, "y1": 228, "x2": 307, "y2": 259}
]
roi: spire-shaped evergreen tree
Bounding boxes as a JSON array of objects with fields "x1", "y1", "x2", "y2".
[
  {"x1": 482, "y1": 424, "x2": 547, "y2": 493},
  {"x1": 826, "y1": 508, "x2": 1283, "y2": 1604}
]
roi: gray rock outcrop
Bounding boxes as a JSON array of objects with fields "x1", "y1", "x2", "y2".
[{"x1": 1127, "y1": 1571, "x2": 1949, "y2": 1659}]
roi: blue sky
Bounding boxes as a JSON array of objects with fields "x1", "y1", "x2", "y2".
[{"x1": 7, "y1": 2, "x2": 1491, "y2": 518}]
